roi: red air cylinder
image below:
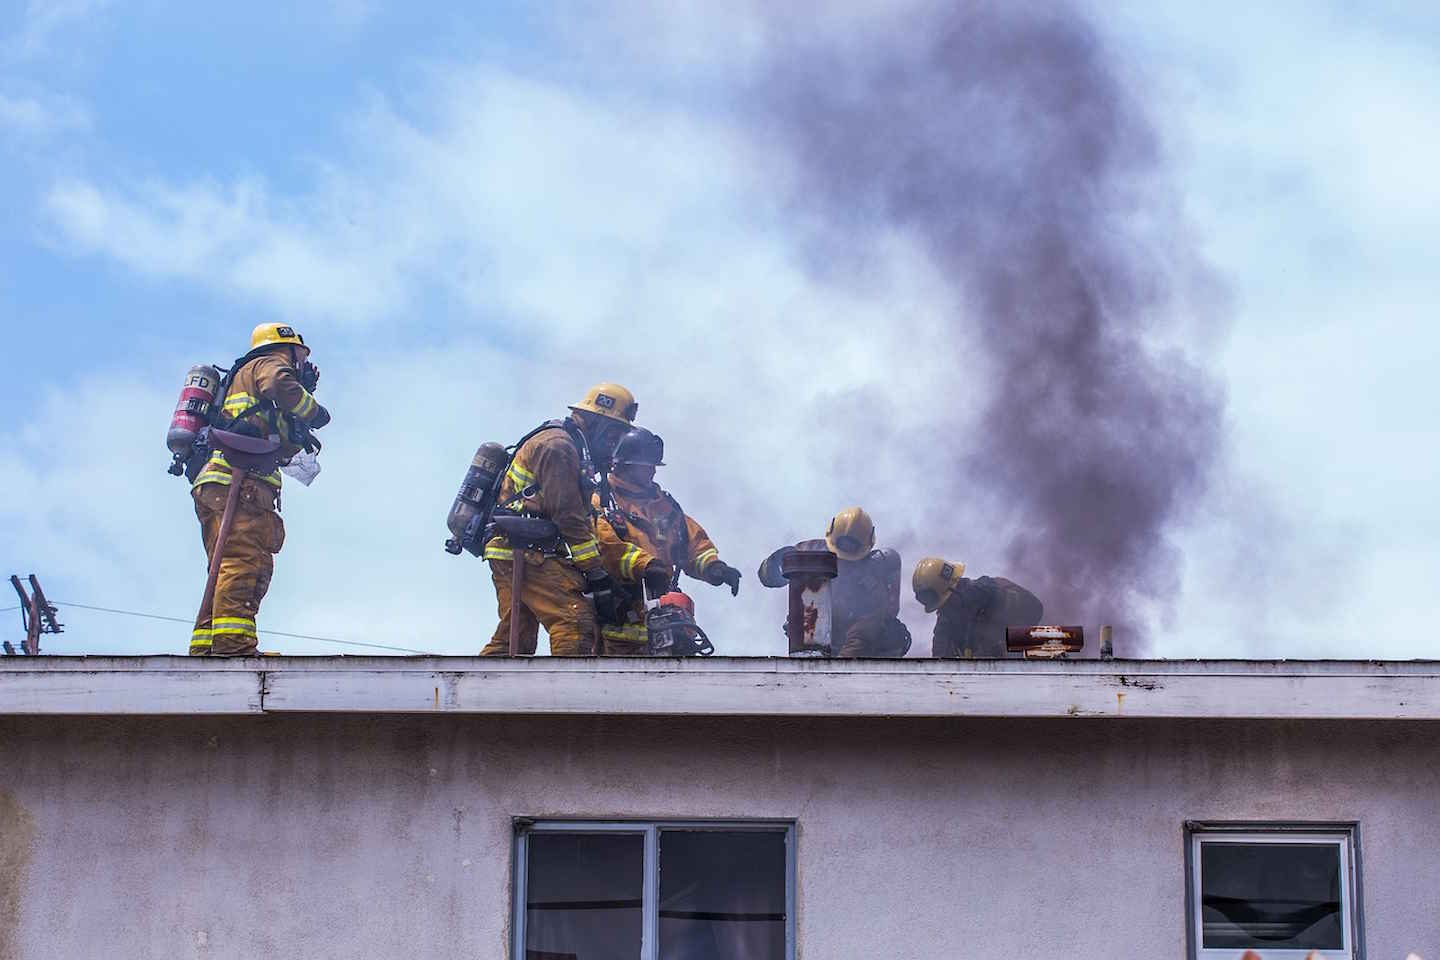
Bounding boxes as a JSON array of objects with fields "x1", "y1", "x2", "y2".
[{"x1": 167, "y1": 364, "x2": 221, "y2": 456}]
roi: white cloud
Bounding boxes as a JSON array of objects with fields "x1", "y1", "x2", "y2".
[
  {"x1": 12, "y1": 0, "x2": 113, "y2": 57},
  {"x1": 0, "y1": 91, "x2": 89, "y2": 136}
]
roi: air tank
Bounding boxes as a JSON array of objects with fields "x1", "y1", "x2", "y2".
[
  {"x1": 444, "y1": 442, "x2": 509, "y2": 556},
  {"x1": 166, "y1": 364, "x2": 220, "y2": 457}
]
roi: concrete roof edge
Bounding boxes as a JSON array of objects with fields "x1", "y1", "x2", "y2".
[{"x1": 2, "y1": 656, "x2": 1439, "y2": 719}]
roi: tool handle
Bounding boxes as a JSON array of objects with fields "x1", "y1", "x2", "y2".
[{"x1": 196, "y1": 469, "x2": 249, "y2": 636}]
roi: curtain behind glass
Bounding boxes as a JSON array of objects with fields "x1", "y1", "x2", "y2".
[
  {"x1": 527, "y1": 833, "x2": 645, "y2": 960},
  {"x1": 659, "y1": 830, "x2": 786, "y2": 960}
]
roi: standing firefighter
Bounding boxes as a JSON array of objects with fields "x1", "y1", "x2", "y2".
[
  {"x1": 913, "y1": 557, "x2": 1044, "y2": 658},
  {"x1": 758, "y1": 506, "x2": 910, "y2": 657},
  {"x1": 478, "y1": 384, "x2": 640, "y2": 657},
  {"x1": 593, "y1": 426, "x2": 741, "y2": 654},
  {"x1": 188, "y1": 323, "x2": 330, "y2": 656}
]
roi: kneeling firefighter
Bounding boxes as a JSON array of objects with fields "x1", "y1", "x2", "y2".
[
  {"x1": 757, "y1": 506, "x2": 910, "y2": 657},
  {"x1": 473, "y1": 384, "x2": 643, "y2": 656},
  {"x1": 169, "y1": 322, "x2": 330, "y2": 656},
  {"x1": 912, "y1": 558, "x2": 1043, "y2": 658},
  {"x1": 592, "y1": 426, "x2": 741, "y2": 655}
]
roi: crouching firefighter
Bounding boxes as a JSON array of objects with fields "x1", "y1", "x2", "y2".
[
  {"x1": 758, "y1": 506, "x2": 910, "y2": 657},
  {"x1": 177, "y1": 323, "x2": 330, "y2": 656},
  {"x1": 912, "y1": 558, "x2": 1044, "y2": 658},
  {"x1": 592, "y1": 426, "x2": 740, "y2": 655},
  {"x1": 477, "y1": 384, "x2": 641, "y2": 657}
]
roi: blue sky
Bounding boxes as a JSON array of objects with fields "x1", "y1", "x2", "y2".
[{"x1": 1, "y1": 0, "x2": 1437, "y2": 657}]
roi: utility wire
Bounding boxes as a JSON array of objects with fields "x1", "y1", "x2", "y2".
[
  {"x1": 0, "y1": 605, "x2": 18, "y2": 613},
  {"x1": 53, "y1": 600, "x2": 435, "y2": 656}
]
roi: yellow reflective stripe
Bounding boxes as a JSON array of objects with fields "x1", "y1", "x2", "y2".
[
  {"x1": 601, "y1": 624, "x2": 647, "y2": 643},
  {"x1": 507, "y1": 461, "x2": 537, "y2": 487},
  {"x1": 693, "y1": 548, "x2": 719, "y2": 570},
  {"x1": 619, "y1": 545, "x2": 645, "y2": 580},
  {"x1": 568, "y1": 537, "x2": 601, "y2": 563},
  {"x1": 212, "y1": 617, "x2": 257, "y2": 637},
  {"x1": 484, "y1": 542, "x2": 515, "y2": 561},
  {"x1": 193, "y1": 467, "x2": 282, "y2": 489},
  {"x1": 288, "y1": 389, "x2": 317, "y2": 419},
  {"x1": 190, "y1": 627, "x2": 213, "y2": 650}
]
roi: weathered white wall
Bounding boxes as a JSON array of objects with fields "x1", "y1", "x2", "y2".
[{"x1": 0, "y1": 715, "x2": 1436, "y2": 959}]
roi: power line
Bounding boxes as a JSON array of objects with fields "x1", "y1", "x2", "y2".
[
  {"x1": 53, "y1": 600, "x2": 435, "y2": 656},
  {"x1": 0, "y1": 605, "x2": 18, "y2": 613}
]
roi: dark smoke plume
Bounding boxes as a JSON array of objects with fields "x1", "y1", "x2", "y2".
[{"x1": 755, "y1": 2, "x2": 1226, "y2": 648}]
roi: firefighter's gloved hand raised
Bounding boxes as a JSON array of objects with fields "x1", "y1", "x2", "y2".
[
  {"x1": 300, "y1": 361, "x2": 320, "y2": 392},
  {"x1": 642, "y1": 563, "x2": 673, "y2": 601},
  {"x1": 705, "y1": 562, "x2": 742, "y2": 596}
]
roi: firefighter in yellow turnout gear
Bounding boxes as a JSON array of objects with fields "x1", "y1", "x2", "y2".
[
  {"x1": 594, "y1": 427, "x2": 741, "y2": 655},
  {"x1": 190, "y1": 323, "x2": 330, "y2": 655},
  {"x1": 480, "y1": 384, "x2": 648, "y2": 656}
]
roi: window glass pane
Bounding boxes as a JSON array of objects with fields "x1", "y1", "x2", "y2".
[
  {"x1": 526, "y1": 832, "x2": 644, "y2": 960},
  {"x1": 658, "y1": 829, "x2": 786, "y2": 960},
  {"x1": 1200, "y1": 841, "x2": 1344, "y2": 950}
]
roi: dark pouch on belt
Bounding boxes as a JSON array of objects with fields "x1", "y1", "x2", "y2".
[
  {"x1": 210, "y1": 428, "x2": 283, "y2": 474},
  {"x1": 491, "y1": 515, "x2": 561, "y2": 552}
]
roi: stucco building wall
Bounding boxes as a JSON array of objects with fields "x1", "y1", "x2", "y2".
[{"x1": 1, "y1": 714, "x2": 1436, "y2": 959}]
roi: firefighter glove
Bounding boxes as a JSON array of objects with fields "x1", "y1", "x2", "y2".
[
  {"x1": 642, "y1": 562, "x2": 673, "y2": 600},
  {"x1": 300, "y1": 361, "x2": 320, "y2": 392},
  {"x1": 309, "y1": 404, "x2": 332, "y2": 429},
  {"x1": 707, "y1": 562, "x2": 742, "y2": 596}
]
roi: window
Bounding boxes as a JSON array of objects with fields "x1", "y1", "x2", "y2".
[
  {"x1": 1186, "y1": 824, "x2": 1362, "y2": 960},
  {"x1": 513, "y1": 821, "x2": 795, "y2": 960}
]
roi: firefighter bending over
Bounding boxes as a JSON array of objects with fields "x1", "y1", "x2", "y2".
[
  {"x1": 593, "y1": 426, "x2": 742, "y2": 655},
  {"x1": 758, "y1": 507, "x2": 910, "y2": 657},
  {"x1": 190, "y1": 323, "x2": 330, "y2": 655},
  {"x1": 479, "y1": 384, "x2": 639, "y2": 656},
  {"x1": 913, "y1": 557, "x2": 1044, "y2": 658}
]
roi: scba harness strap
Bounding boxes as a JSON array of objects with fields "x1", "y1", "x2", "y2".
[
  {"x1": 210, "y1": 353, "x2": 322, "y2": 456},
  {"x1": 484, "y1": 419, "x2": 603, "y2": 564}
]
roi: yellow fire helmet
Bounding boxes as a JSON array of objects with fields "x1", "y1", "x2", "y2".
[
  {"x1": 569, "y1": 382, "x2": 638, "y2": 424},
  {"x1": 250, "y1": 322, "x2": 306, "y2": 352},
  {"x1": 826, "y1": 506, "x2": 876, "y2": 561},
  {"x1": 912, "y1": 556, "x2": 967, "y2": 613}
]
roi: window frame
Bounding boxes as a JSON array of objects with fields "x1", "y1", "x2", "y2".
[
  {"x1": 1184, "y1": 821, "x2": 1364, "y2": 960},
  {"x1": 512, "y1": 819, "x2": 797, "y2": 960}
]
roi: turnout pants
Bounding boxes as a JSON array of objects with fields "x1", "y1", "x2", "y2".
[
  {"x1": 482, "y1": 553, "x2": 597, "y2": 656},
  {"x1": 601, "y1": 621, "x2": 649, "y2": 657},
  {"x1": 190, "y1": 478, "x2": 285, "y2": 656}
]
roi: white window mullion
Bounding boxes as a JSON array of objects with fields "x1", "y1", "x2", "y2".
[
  {"x1": 642, "y1": 824, "x2": 660, "y2": 960},
  {"x1": 511, "y1": 829, "x2": 529, "y2": 960}
]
